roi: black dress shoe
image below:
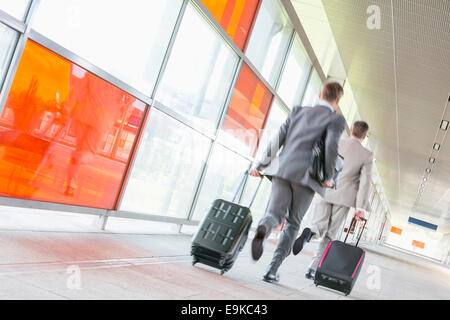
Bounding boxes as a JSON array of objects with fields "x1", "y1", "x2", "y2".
[
  {"x1": 251, "y1": 225, "x2": 267, "y2": 261},
  {"x1": 292, "y1": 228, "x2": 315, "y2": 255},
  {"x1": 263, "y1": 271, "x2": 280, "y2": 283},
  {"x1": 305, "y1": 268, "x2": 316, "y2": 280}
]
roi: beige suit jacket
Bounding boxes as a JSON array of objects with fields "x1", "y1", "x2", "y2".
[{"x1": 324, "y1": 136, "x2": 374, "y2": 211}]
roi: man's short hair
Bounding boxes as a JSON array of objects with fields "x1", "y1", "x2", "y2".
[
  {"x1": 321, "y1": 82, "x2": 344, "y2": 102},
  {"x1": 352, "y1": 121, "x2": 369, "y2": 139}
]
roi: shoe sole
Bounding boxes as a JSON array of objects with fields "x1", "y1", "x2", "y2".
[
  {"x1": 293, "y1": 228, "x2": 312, "y2": 255},
  {"x1": 262, "y1": 277, "x2": 279, "y2": 283},
  {"x1": 251, "y1": 226, "x2": 266, "y2": 261}
]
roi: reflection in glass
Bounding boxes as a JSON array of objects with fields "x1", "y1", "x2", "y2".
[
  {"x1": 301, "y1": 69, "x2": 322, "y2": 107},
  {"x1": 200, "y1": 0, "x2": 260, "y2": 50},
  {"x1": 156, "y1": 4, "x2": 239, "y2": 134},
  {"x1": 277, "y1": 37, "x2": 311, "y2": 109},
  {"x1": 0, "y1": 0, "x2": 30, "y2": 21},
  {"x1": 0, "y1": 23, "x2": 19, "y2": 88},
  {"x1": 192, "y1": 144, "x2": 250, "y2": 222},
  {"x1": 120, "y1": 109, "x2": 211, "y2": 219},
  {"x1": 0, "y1": 40, "x2": 145, "y2": 208},
  {"x1": 245, "y1": 0, "x2": 292, "y2": 86},
  {"x1": 33, "y1": 0, "x2": 183, "y2": 94},
  {"x1": 220, "y1": 64, "x2": 273, "y2": 157}
]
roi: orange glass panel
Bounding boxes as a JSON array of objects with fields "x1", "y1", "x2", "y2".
[
  {"x1": 412, "y1": 240, "x2": 425, "y2": 249},
  {"x1": 222, "y1": 64, "x2": 273, "y2": 156},
  {"x1": 200, "y1": 0, "x2": 260, "y2": 50},
  {"x1": 390, "y1": 226, "x2": 402, "y2": 235},
  {"x1": 0, "y1": 40, "x2": 145, "y2": 209}
]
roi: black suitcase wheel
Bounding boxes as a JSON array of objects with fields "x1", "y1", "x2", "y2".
[
  {"x1": 192, "y1": 258, "x2": 198, "y2": 266},
  {"x1": 220, "y1": 270, "x2": 227, "y2": 275}
]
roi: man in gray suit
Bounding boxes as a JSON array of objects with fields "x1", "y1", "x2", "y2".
[
  {"x1": 249, "y1": 82, "x2": 346, "y2": 283},
  {"x1": 292, "y1": 121, "x2": 374, "y2": 280}
]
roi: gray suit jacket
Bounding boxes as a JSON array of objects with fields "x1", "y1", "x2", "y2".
[
  {"x1": 324, "y1": 136, "x2": 374, "y2": 211},
  {"x1": 255, "y1": 105, "x2": 346, "y2": 197}
]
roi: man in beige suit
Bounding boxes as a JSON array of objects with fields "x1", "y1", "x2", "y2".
[{"x1": 292, "y1": 121, "x2": 374, "y2": 280}]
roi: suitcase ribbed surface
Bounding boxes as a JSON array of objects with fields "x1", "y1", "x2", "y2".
[{"x1": 193, "y1": 199, "x2": 251, "y2": 254}]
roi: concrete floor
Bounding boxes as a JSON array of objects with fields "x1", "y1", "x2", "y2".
[{"x1": 0, "y1": 225, "x2": 449, "y2": 300}]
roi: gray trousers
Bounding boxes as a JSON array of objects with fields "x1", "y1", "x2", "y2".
[
  {"x1": 259, "y1": 177, "x2": 315, "y2": 264},
  {"x1": 308, "y1": 197, "x2": 350, "y2": 271}
]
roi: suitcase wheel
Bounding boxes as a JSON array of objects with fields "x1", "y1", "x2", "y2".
[
  {"x1": 220, "y1": 269, "x2": 227, "y2": 275},
  {"x1": 192, "y1": 258, "x2": 198, "y2": 266}
]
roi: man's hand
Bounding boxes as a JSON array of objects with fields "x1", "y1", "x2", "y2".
[
  {"x1": 322, "y1": 179, "x2": 335, "y2": 188},
  {"x1": 249, "y1": 169, "x2": 262, "y2": 177},
  {"x1": 354, "y1": 210, "x2": 366, "y2": 222}
]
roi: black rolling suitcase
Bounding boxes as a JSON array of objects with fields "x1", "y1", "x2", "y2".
[
  {"x1": 191, "y1": 172, "x2": 262, "y2": 275},
  {"x1": 314, "y1": 217, "x2": 368, "y2": 295}
]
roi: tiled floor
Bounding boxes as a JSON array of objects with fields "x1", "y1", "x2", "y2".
[{"x1": 0, "y1": 227, "x2": 449, "y2": 300}]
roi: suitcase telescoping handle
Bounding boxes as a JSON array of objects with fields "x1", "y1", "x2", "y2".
[
  {"x1": 231, "y1": 171, "x2": 263, "y2": 209},
  {"x1": 344, "y1": 217, "x2": 368, "y2": 247}
]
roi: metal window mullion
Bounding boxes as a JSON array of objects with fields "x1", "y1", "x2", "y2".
[
  {"x1": 152, "y1": 100, "x2": 216, "y2": 141},
  {"x1": 298, "y1": 63, "x2": 314, "y2": 106},
  {"x1": 113, "y1": 103, "x2": 152, "y2": 212},
  {"x1": 150, "y1": 0, "x2": 189, "y2": 100},
  {"x1": 191, "y1": 0, "x2": 289, "y2": 107},
  {"x1": 27, "y1": 30, "x2": 154, "y2": 106},
  {"x1": 185, "y1": 139, "x2": 215, "y2": 221},
  {"x1": 273, "y1": 28, "x2": 295, "y2": 92},
  {"x1": 0, "y1": 9, "x2": 26, "y2": 33},
  {"x1": 106, "y1": 0, "x2": 189, "y2": 225},
  {"x1": 0, "y1": 0, "x2": 40, "y2": 115},
  {"x1": 186, "y1": 58, "x2": 244, "y2": 221}
]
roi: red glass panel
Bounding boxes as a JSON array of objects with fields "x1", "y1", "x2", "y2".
[
  {"x1": 0, "y1": 40, "x2": 145, "y2": 209},
  {"x1": 222, "y1": 64, "x2": 273, "y2": 155},
  {"x1": 200, "y1": 0, "x2": 260, "y2": 50}
]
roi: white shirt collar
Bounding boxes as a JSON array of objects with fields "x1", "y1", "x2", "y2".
[{"x1": 318, "y1": 100, "x2": 335, "y2": 113}]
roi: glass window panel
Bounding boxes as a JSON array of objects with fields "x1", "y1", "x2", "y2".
[
  {"x1": 239, "y1": 175, "x2": 271, "y2": 223},
  {"x1": 0, "y1": 22, "x2": 19, "y2": 89},
  {"x1": 219, "y1": 64, "x2": 273, "y2": 156},
  {"x1": 301, "y1": 69, "x2": 322, "y2": 107},
  {"x1": 339, "y1": 94, "x2": 352, "y2": 119},
  {"x1": 120, "y1": 109, "x2": 211, "y2": 219},
  {"x1": 347, "y1": 102, "x2": 358, "y2": 127},
  {"x1": 191, "y1": 144, "x2": 250, "y2": 221},
  {"x1": 0, "y1": 40, "x2": 146, "y2": 209},
  {"x1": 245, "y1": 0, "x2": 292, "y2": 86},
  {"x1": 33, "y1": 0, "x2": 183, "y2": 95},
  {"x1": 156, "y1": 4, "x2": 239, "y2": 134},
  {"x1": 0, "y1": 0, "x2": 30, "y2": 21},
  {"x1": 200, "y1": 0, "x2": 260, "y2": 50},
  {"x1": 277, "y1": 37, "x2": 311, "y2": 109},
  {"x1": 254, "y1": 99, "x2": 287, "y2": 161}
]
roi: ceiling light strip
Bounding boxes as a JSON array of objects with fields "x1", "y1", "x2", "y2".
[{"x1": 390, "y1": 0, "x2": 402, "y2": 196}]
